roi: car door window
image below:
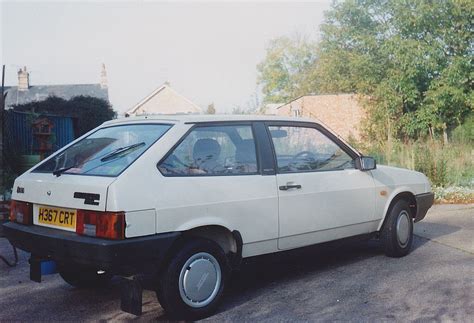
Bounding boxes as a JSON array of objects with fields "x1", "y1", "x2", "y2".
[
  {"x1": 268, "y1": 126, "x2": 354, "y2": 173},
  {"x1": 158, "y1": 125, "x2": 258, "y2": 176}
]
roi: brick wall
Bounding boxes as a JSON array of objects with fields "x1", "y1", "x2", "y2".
[{"x1": 276, "y1": 94, "x2": 366, "y2": 140}]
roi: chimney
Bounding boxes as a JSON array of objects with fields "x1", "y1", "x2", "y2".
[
  {"x1": 100, "y1": 63, "x2": 108, "y2": 89},
  {"x1": 18, "y1": 66, "x2": 30, "y2": 91}
]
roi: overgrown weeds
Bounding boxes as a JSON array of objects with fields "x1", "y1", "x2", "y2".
[{"x1": 353, "y1": 138, "x2": 473, "y2": 203}]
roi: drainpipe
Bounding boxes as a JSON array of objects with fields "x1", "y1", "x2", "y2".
[{"x1": 1, "y1": 65, "x2": 5, "y2": 193}]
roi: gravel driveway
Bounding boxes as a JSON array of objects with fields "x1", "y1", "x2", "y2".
[{"x1": 1, "y1": 204, "x2": 472, "y2": 322}]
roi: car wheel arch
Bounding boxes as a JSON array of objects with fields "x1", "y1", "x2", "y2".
[
  {"x1": 378, "y1": 191, "x2": 417, "y2": 232},
  {"x1": 162, "y1": 225, "x2": 243, "y2": 271},
  {"x1": 183, "y1": 225, "x2": 238, "y2": 253}
]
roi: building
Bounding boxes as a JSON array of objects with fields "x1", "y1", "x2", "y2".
[
  {"x1": 1, "y1": 65, "x2": 109, "y2": 191},
  {"x1": 4, "y1": 64, "x2": 109, "y2": 109},
  {"x1": 125, "y1": 82, "x2": 201, "y2": 117},
  {"x1": 261, "y1": 103, "x2": 284, "y2": 115},
  {"x1": 275, "y1": 94, "x2": 366, "y2": 140}
]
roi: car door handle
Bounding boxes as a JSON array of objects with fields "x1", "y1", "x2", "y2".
[{"x1": 279, "y1": 183, "x2": 302, "y2": 191}]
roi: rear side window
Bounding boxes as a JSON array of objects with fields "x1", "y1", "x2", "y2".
[
  {"x1": 269, "y1": 126, "x2": 354, "y2": 173},
  {"x1": 34, "y1": 124, "x2": 171, "y2": 177},
  {"x1": 158, "y1": 125, "x2": 258, "y2": 176}
]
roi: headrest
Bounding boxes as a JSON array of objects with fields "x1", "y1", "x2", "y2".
[{"x1": 193, "y1": 138, "x2": 221, "y2": 161}]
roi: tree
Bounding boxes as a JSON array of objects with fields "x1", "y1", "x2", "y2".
[
  {"x1": 232, "y1": 90, "x2": 262, "y2": 115},
  {"x1": 257, "y1": 34, "x2": 318, "y2": 104},
  {"x1": 257, "y1": 0, "x2": 473, "y2": 142},
  {"x1": 314, "y1": 0, "x2": 473, "y2": 142},
  {"x1": 231, "y1": 106, "x2": 252, "y2": 115},
  {"x1": 12, "y1": 95, "x2": 116, "y2": 137},
  {"x1": 206, "y1": 103, "x2": 216, "y2": 114}
]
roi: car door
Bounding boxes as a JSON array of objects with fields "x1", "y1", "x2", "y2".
[
  {"x1": 266, "y1": 122, "x2": 376, "y2": 250},
  {"x1": 154, "y1": 122, "x2": 280, "y2": 257}
]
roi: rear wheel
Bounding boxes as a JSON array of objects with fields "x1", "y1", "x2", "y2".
[
  {"x1": 381, "y1": 199, "x2": 414, "y2": 257},
  {"x1": 58, "y1": 264, "x2": 112, "y2": 288},
  {"x1": 156, "y1": 238, "x2": 229, "y2": 320}
]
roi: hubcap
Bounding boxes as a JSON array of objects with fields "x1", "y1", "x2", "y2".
[
  {"x1": 396, "y1": 210, "x2": 411, "y2": 247},
  {"x1": 179, "y1": 252, "x2": 221, "y2": 308}
]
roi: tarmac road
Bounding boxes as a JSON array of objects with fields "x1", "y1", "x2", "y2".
[{"x1": 0, "y1": 204, "x2": 472, "y2": 322}]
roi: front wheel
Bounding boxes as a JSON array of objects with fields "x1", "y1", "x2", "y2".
[
  {"x1": 381, "y1": 199, "x2": 414, "y2": 257},
  {"x1": 156, "y1": 238, "x2": 229, "y2": 320}
]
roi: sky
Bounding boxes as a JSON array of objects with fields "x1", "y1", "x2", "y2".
[{"x1": 1, "y1": 0, "x2": 332, "y2": 114}]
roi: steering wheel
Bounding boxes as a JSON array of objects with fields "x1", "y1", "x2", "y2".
[
  {"x1": 289, "y1": 151, "x2": 319, "y2": 171},
  {"x1": 293, "y1": 151, "x2": 317, "y2": 161}
]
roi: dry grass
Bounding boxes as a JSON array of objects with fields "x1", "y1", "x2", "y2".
[
  {"x1": 364, "y1": 140, "x2": 473, "y2": 187},
  {"x1": 355, "y1": 139, "x2": 474, "y2": 204}
]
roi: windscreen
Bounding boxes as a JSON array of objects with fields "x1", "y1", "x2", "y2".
[{"x1": 34, "y1": 124, "x2": 171, "y2": 177}]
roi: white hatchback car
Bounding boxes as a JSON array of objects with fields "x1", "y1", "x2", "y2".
[{"x1": 4, "y1": 115, "x2": 434, "y2": 319}]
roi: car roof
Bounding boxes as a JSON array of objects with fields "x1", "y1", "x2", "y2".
[
  {"x1": 100, "y1": 114, "x2": 361, "y2": 157},
  {"x1": 102, "y1": 114, "x2": 319, "y2": 126}
]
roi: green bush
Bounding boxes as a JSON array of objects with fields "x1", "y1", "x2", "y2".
[{"x1": 452, "y1": 114, "x2": 474, "y2": 144}]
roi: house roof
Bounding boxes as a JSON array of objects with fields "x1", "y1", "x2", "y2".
[
  {"x1": 4, "y1": 84, "x2": 109, "y2": 108},
  {"x1": 126, "y1": 83, "x2": 201, "y2": 116}
]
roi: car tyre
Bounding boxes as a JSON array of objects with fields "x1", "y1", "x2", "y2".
[
  {"x1": 59, "y1": 264, "x2": 112, "y2": 288},
  {"x1": 156, "y1": 238, "x2": 229, "y2": 320},
  {"x1": 381, "y1": 199, "x2": 414, "y2": 257}
]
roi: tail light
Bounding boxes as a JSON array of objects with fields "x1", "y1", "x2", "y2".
[
  {"x1": 9, "y1": 200, "x2": 33, "y2": 225},
  {"x1": 76, "y1": 210, "x2": 125, "y2": 240}
]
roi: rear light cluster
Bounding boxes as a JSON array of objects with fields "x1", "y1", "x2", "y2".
[
  {"x1": 9, "y1": 200, "x2": 33, "y2": 225},
  {"x1": 76, "y1": 210, "x2": 125, "y2": 240}
]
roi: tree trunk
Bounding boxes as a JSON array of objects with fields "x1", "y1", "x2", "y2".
[
  {"x1": 442, "y1": 123, "x2": 448, "y2": 144},
  {"x1": 387, "y1": 117, "x2": 392, "y2": 164}
]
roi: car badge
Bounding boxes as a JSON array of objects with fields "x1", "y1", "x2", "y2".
[{"x1": 47, "y1": 190, "x2": 51, "y2": 196}]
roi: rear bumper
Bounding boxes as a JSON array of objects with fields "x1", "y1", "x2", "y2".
[
  {"x1": 414, "y1": 192, "x2": 434, "y2": 223},
  {"x1": 2, "y1": 222, "x2": 180, "y2": 275}
]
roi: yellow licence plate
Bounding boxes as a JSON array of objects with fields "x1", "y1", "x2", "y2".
[{"x1": 38, "y1": 206, "x2": 77, "y2": 230}]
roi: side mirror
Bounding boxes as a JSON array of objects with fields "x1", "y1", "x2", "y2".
[{"x1": 356, "y1": 156, "x2": 376, "y2": 171}]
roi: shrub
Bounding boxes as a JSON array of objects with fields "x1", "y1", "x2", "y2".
[
  {"x1": 452, "y1": 114, "x2": 474, "y2": 144},
  {"x1": 12, "y1": 95, "x2": 116, "y2": 137}
]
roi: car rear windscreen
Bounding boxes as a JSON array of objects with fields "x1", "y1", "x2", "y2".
[{"x1": 33, "y1": 124, "x2": 172, "y2": 177}]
